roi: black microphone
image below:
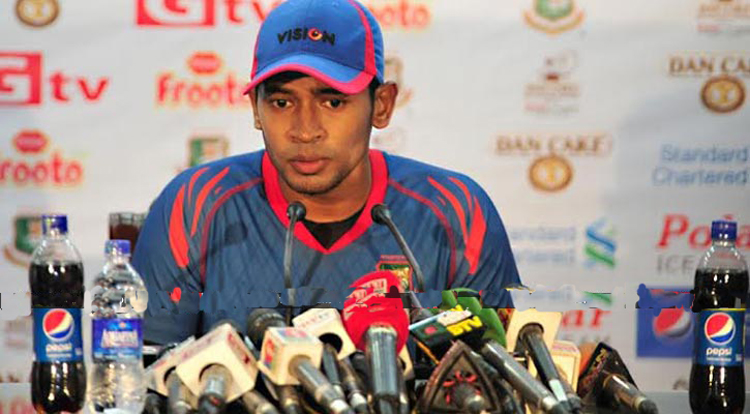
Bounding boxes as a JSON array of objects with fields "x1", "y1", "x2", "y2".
[
  {"x1": 371, "y1": 204, "x2": 426, "y2": 293},
  {"x1": 284, "y1": 201, "x2": 307, "y2": 323},
  {"x1": 167, "y1": 370, "x2": 196, "y2": 414}
]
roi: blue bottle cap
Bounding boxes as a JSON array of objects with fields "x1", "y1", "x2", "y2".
[
  {"x1": 105, "y1": 239, "x2": 131, "y2": 256},
  {"x1": 41, "y1": 214, "x2": 68, "y2": 235},
  {"x1": 711, "y1": 220, "x2": 737, "y2": 241}
]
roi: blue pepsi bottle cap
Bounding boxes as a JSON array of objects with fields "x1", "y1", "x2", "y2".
[
  {"x1": 711, "y1": 220, "x2": 737, "y2": 241},
  {"x1": 105, "y1": 239, "x2": 131, "y2": 256},
  {"x1": 41, "y1": 214, "x2": 68, "y2": 235}
]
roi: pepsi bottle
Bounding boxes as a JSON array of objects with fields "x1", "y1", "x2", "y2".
[
  {"x1": 690, "y1": 220, "x2": 748, "y2": 414},
  {"x1": 29, "y1": 215, "x2": 86, "y2": 413}
]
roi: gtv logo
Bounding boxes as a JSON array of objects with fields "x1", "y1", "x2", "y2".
[{"x1": 136, "y1": 0, "x2": 283, "y2": 26}]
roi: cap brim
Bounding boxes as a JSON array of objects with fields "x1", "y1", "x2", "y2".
[{"x1": 243, "y1": 54, "x2": 374, "y2": 95}]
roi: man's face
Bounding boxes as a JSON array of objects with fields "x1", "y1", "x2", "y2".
[{"x1": 252, "y1": 75, "x2": 374, "y2": 196}]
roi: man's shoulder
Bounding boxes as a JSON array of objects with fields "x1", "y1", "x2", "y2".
[
  {"x1": 162, "y1": 150, "x2": 264, "y2": 194},
  {"x1": 384, "y1": 152, "x2": 490, "y2": 202}
]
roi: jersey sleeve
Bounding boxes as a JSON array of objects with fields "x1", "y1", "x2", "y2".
[
  {"x1": 433, "y1": 175, "x2": 521, "y2": 308},
  {"x1": 132, "y1": 177, "x2": 202, "y2": 345}
]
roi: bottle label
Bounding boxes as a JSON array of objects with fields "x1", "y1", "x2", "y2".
[
  {"x1": 92, "y1": 318, "x2": 143, "y2": 360},
  {"x1": 695, "y1": 309, "x2": 746, "y2": 366},
  {"x1": 32, "y1": 308, "x2": 83, "y2": 363}
]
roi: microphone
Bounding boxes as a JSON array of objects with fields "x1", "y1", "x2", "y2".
[
  {"x1": 284, "y1": 201, "x2": 307, "y2": 322},
  {"x1": 343, "y1": 272, "x2": 410, "y2": 414},
  {"x1": 577, "y1": 343, "x2": 658, "y2": 414},
  {"x1": 338, "y1": 354, "x2": 370, "y2": 414},
  {"x1": 241, "y1": 390, "x2": 281, "y2": 414},
  {"x1": 173, "y1": 321, "x2": 259, "y2": 410},
  {"x1": 146, "y1": 337, "x2": 197, "y2": 396},
  {"x1": 247, "y1": 308, "x2": 354, "y2": 414},
  {"x1": 292, "y1": 308, "x2": 357, "y2": 359},
  {"x1": 417, "y1": 341, "x2": 502, "y2": 414},
  {"x1": 167, "y1": 370, "x2": 197, "y2": 414},
  {"x1": 322, "y1": 344, "x2": 344, "y2": 397},
  {"x1": 441, "y1": 288, "x2": 507, "y2": 347},
  {"x1": 370, "y1": 204, "x2": 425, "y2": 292},
  {"x1": 505, "y1": 309, "x2": 582, "y2": 413}
]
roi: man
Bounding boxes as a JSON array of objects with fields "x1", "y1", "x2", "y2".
[{"x1": 133, "y1": 0, "x2": 521, "y2": 345}]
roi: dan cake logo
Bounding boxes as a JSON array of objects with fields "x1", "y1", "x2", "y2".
[
  {"x1": 697, "y1": 0, "x2": 750, "y2": 35},
  {"x1": 525, "y1": 51, "x2": 580, "y2": 114},
  {"x1": 15, "y1": 0, "x2": 59, "y2": 27},
  {"x1": 495, "y1": 132, "x2": 612, "y2": 193},
  {"x1": 584, "y1": 218, "x2": 616, "y2": 269},
  {"x1": 524, "y1": 0, "x2": 585, "y2": 35},
  {"x1": 43, "y1": 309, "x2": 75, "y2": 342},
  {"x1": 669, "y1": 53, "x2": 750, "y2": 113},
  {"x1": 157, "y1": 52, "x2": 251, "y2": 109},
  {"x1": 1, "y1": 130, "x2": 85, "y2": 188},
  {"x1": 3, "y1": 214, "x2": 42, "y2": 268}
]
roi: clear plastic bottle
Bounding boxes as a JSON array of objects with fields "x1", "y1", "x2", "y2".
[{"x1": 88, "y1": 239, "x2": 149, "y2": 413}]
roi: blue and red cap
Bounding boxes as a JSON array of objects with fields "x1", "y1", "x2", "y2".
[{"x1": 244, "y1": 0, "x2": 384, "y2": 95}]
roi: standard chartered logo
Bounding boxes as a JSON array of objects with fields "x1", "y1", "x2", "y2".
[{"x1": 584, "y1": 218, "x2": 616, "y2": 269}]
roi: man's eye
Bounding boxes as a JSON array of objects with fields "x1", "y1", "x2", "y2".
[
  {"x1": 272, "y1": 99, "x2": 289, "y2": 108},
  {"x1": 326, "y1": 99, "x2": 344, "y2": 109}
]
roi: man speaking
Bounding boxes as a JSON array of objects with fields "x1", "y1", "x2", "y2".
[{"x1": 133, "y1": 0, "x2": 521, "y2": 345}]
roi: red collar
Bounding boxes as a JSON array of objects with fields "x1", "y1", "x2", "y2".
[{"x1": 262, "y1": 149, "x2": 388, "y2": 254}]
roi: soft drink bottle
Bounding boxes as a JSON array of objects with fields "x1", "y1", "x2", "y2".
[
  {"x1": 87, "y1": 240, "x2": 149, "y2": 413},
  {"x1": 689, "y1": 220, "x2": 748, "y2": 414},
  {"x1": 29, "y1": 214, "x2": 86, "y2": 413}
]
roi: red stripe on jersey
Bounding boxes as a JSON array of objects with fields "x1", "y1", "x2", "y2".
[
  {"x1": 188, "y1": 167, "x2": 209, "y2": 207},
  {"x1": 388, "y1": 179, "x2": 457, "y2": 287},
  {"x1": 448, "y1": 177, "x2": 472, "y2": 208},
  {"x1": 428, "y1": 177, "x2": 469, "y2": 242},
  {"x1": 199, "y1": 178, "x2": 262, "y2": 286},
  {"x1": 465, "y1": 196, "x2": 486, "y2": 275},
  {"x1": 169, "y1": 185, "x2": 190, "y2": 269},
  {"x1": 191, "y1": 167, "x2": 230, "y2": 237}
]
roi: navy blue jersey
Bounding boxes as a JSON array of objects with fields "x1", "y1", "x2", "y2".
[{"x1": 133, "y1": 150, "x2": 520, "y2": 344}]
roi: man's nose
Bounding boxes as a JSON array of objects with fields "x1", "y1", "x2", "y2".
[{"x1": 290, "y1": 102, "x2": 324, "y2": 143}]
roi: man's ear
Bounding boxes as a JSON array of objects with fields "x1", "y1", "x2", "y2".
[
  {"x1": 248, "y1": 88, "x2": 262, "y2": 130},
  {"x1": 371, "y1": 82, "x2": 399, "y2": 129}
]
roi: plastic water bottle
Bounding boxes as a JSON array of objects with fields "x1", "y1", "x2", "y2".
[{"x1": 88, "y1": 239, "x2": 149, "y2": 413}]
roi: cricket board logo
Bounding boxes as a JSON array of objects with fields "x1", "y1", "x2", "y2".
[
  {"x1": 157, "y1": 52, "x2": 251, "y2": 109},
  {"x1": 3, "y1": 214, "x2": 42, "y2": 268},
  {"x1": 176, "y1": 134, "x2": 229, "y2": 172},
  {"x1": 524, "y1": 0, "x2": 585, "y2": 35},
  {"x1": 0, "y1": 130, "x2": 85, "y2": 188},
  {"x1": 525, "y1": 51, "x2": 580, "y2": 115},
  {"x1": 16, "y1": 0, "x2": 59, "y2": 27},
  {"x1": 496, "y1": 132, "x2": 612, "y2": 193},
  {"x1": 668, "y1": 53, "x2": 750, "y2": 114},
  {"x1": 0, "y1": 52, "x2": 109, "y2": 106},
  {"x1": 697, "y1": 0, "x2": 750, "y2": 35}
]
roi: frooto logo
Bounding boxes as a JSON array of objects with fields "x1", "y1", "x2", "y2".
[
  {"x1": 495, "y1": 132, "x2": 612, "y2": 193},
  {"x1": 705, "y1": 313, "x2": 736, "y2": 346},
  {"x1": 525, "y1": 50, "x2": 580, "y2": 115},
  {"x1": 0, "y1": 52, "x2": 109, "y2": 106},
  {"x1": 524, "y1": 0, "x2": 585, "y2": 35},
  {"x1": 3, "y1": 214, "x2": 42, "y2": 268},
  {"x1": 0, "y1": 130, "x2": 85, "y2": 187},
  {"x1": 156, "y1": 52, "x2": 250, "y2": 109},
  {"x1": 584, "y1": 218, "x2": 616, "y2": 269},
  {"x1": 15, "y1": 0, "x2": 59, "y2": 27},
  {"x1": 697, "y1": 0, "x2": 750, "y2": 35},
  {"x1": 42, "y1": 309, "x2": 75, "y2": 342},
  {"x1": 137, "y1": 0, "x2": 432, "y2": 30},
  {"x1": 655, "y1": 214, "x2": 749, "y2": 277},
  {"x1": 668, "y1": 53, "x2": 750, "y2": 113}
]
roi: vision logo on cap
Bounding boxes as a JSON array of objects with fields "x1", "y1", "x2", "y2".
[
  {"x1": 43, "y1": 309, "x2": 75, "y2": 342},
  {"x1": 277, "y1": 27, "x2": 336, "y2": 46},
  {"x1": 705, "y1": 313, "x2": 736, "y2": 346}
]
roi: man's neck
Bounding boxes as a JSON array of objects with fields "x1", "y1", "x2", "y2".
[{"x1": 280, "y1": 156, "x2": 372, "y2": 223}]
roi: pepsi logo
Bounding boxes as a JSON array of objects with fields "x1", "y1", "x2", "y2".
[
  {"x1": 42, "y1": 309, "x2": 74, "y2": 342},
  {"x1": 704, "y1": 313, "x2": 736, "y2": 346},
  {"x1": 652, "y1": 308, "x2": 693, "y2": 342}
]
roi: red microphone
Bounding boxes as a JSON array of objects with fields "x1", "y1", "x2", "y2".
[{"x1": 342, "y1": 271, "x2": 409, "y2": 414}]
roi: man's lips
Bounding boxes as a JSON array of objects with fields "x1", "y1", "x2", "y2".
[{"x1": 289, "y1": 157, "x2": 328, "y2": 175}]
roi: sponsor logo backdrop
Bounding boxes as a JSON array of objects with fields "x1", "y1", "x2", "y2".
[{"x1": 1, "y1": 0, "x2": 749, "y2": 394}]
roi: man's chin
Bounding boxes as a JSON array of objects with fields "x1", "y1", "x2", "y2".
[{"x1": 283, "y1": 174, "x2": 338, "y2": 196}]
